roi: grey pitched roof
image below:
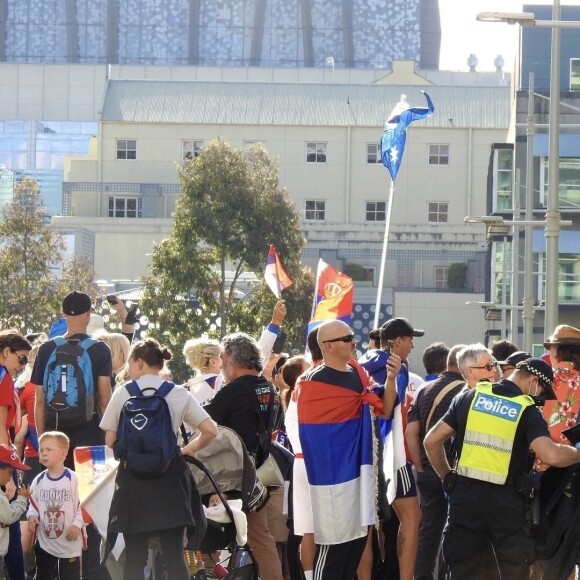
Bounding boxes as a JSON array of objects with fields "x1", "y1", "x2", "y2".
[{"x1": 101, "y1": 80, "x2": 510, "y2": 129}]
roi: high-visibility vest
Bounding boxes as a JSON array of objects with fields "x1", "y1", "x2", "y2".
[{"x1": 457, "y1": 381, "x2": 534, "y2": 485}]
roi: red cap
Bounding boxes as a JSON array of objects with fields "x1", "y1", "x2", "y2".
[{"x1": 0, "y1": 445, "x2": 30, "y2": 471}]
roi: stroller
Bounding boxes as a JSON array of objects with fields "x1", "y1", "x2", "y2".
[{"x1": 184, "y1": 426, "x2": 269, "y2": 579}]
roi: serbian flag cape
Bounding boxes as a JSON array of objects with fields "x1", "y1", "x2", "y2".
[
  {"x1": 264, "y1": 245, "x2": 293, "y2": 298},
  {"x1": 296, "y1": 360, "x2": 382, "y2": 544},
  {"x1": 381, "y1": 91, "x2": 434, "y2": 181},
  {"x1": 307, "y1": 259, "x2": 353, "y2": 336}
]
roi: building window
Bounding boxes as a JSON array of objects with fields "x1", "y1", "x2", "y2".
[
  {"x1": 571, "y1": 59, "x2": 580, "y2": 91},
  {"x1": 304, "y1": 200, "x2": 326, "y2": 220},
  {"x1": 108, "y1": 196, "x2": 140, "y2": 218},
  {"x1": 428, "y1": 202, "x2": 448, "y2": 223},
  {"x1": 494, "y1": 148, "x2": 513, "y2": 211},
  {"x1": 116, "y1": 140, "x2": 136, "y2": 160},
  {"x1": 306, "y1": 142, "x2": 327, "y2": 163},
  {"x1": 434, "y1": 267, "x2": 449, "y2": 289},
  {"x1": 541, "y1": 157, "x2": 580, "y2": 209},
  {"x1": 182, "y1": 140, "x2": 203, "y2": 161},
  {"x1": 367, "y1": 143, "x2": 382, "y2": 164},
  {"x1": 429, "y1": 144, "x2": 449, "y2": 166},
  {"x1": 366, "y1": 201, "x2": 386, "y2": 222}
]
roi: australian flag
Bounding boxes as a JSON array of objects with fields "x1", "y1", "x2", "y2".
[{"x1": 380, "y1": 91, "x2": 435, "y2": 181}]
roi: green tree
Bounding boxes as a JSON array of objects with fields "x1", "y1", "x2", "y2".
[
  {"x1": 141, "y1": 138, "x2": 312, "y2": 382},
  {"x1": 58, "y1": 255, "x2": 101, "y2": 299},
  {"x1": 0, "y1": 178, "x2": 65, "y2": 332}
]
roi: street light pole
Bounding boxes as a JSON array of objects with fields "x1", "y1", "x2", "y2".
[{"x1": 545, "y1": 0, "x2": 561, "y2": 335}]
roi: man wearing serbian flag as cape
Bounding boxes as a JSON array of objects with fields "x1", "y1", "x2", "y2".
[{"x1": 296, "y1": 319, "x2": 401, "y2": 579}]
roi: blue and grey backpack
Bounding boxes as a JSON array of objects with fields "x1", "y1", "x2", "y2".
[
  {"x1": 113, "y1": 380, "x2": 179, "y2": 478},
  {"x1": 42, "y1": 336, "x2": 96, "y2": 430}
]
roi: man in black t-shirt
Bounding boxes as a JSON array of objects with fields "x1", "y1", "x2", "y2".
[
  {"x1": 424, "y1": 358, "x2": 580, "y2": 580},
  {"x1": 31, "y1": 290, "x2": 113, "y2": 580},
  {"x1": 205, "y1": 332, "x2": 283, "y2": 580}
]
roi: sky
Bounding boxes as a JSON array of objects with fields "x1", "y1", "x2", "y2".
[{"x1": 438, "y1": 0, "x2": 554, "y2": 72}]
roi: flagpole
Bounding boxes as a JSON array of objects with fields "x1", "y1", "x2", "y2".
[{"x1": 374, "y1": 178, "x2": 395, "y2": 328}]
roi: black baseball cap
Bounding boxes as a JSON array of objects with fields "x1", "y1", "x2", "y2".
[
  {"x1": 62, "y1": 291, "x2": 92, "y2": 316},
  {"x1": 497, "y1": 351, "x2": 532, "y2": 367},
  {"x1": 380, "y1": 317, "x2": 425, "y2": 340}
]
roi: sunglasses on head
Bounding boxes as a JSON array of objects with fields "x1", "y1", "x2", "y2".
[
  {"x1": 11, "y1": 352, "x2": 28, "y2": 366},
  {"x1": 323, "y1": 334, "x2": 356, "y2": 344}
]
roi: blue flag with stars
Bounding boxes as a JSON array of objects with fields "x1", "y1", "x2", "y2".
[{"x1": 380, "y1": 91, "x2": 434, "y2": 181}]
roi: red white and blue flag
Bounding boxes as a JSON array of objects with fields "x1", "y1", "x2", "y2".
[
  {"x1": 296, "y1": 361, "x2": 382, "y2": 544},
  {"x1": 307, "y1": 259, "x2": 353, "y2": 336},
  {"x1": 264, "y1": 245, "x2": 293, "y2": 298},
  {"x1": 381, "y1": 91, "x2": 435, "y2": 181}
]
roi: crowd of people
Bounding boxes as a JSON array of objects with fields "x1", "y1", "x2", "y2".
[{"x1": 1, "y1": 289, "x2": 580, "y2": 579}]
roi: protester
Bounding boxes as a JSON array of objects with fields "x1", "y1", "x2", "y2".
[
  {"x1": 205, "y1": 332, "x2": 284, "y2": 580},
  {"x1": 497, "y1": 351, "x2": 532, "y2": 379},
  {"x1": 422, "y1": 342, "x2": 449, "y2": 381},
  {"x1": 0, "y1": 329, "x2": 32, "y2": 580},
  {"x1": 296, "y1": 320, "x2": 400, "y2": 579},
  {"x1": 424, "y1": 358, "x2": 580, "y2": 579},
  {"x1": 183, "y1": 337, "x2": 223, "y2": 407},
  {"x1": 27, "y1": 431, "x2": 84, "y2": 580},
  {"x1": 0, "y1": 444, "x2": 31, "y2": 561},
  {"x1": 32, "y1": 291, "x2": 114, "y2": 579},
  {"x1": 283, "y1": 355, "x2": 314, "y2": 580},
  {"x1": 361, "y1": 317, "x2": 424, "y2": 580},
  {"x1": 100, "y1": 338, "x2": 217, "y2": 580},
  {"x1": 406, "y1": 344, "x2": 466, "y2": 580}
]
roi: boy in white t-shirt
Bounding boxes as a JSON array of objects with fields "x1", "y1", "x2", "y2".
[
  {"x1": 0, "y1": 444, "x2": 31, "y2": 558},
  {"x1": 27, "y1": 431, "x2": 85, "y2": 580}
]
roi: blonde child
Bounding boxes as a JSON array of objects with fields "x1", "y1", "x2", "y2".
[
  {"x1": 0, "y1": 444, "x2": 30, "y2": 557},
  {"x1": 27, "y1": 432, "x2": 84, "y2": 580}
]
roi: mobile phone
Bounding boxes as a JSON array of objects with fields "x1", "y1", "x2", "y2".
[
  {"x1": 124, "y1": 303, "x2": 139, "y2": 325},
  {"x1": 106, "y1": 294, "x2": 118, "y2": 305},
  {"x1": 272, "y1": 331, "x2": 287, "y2": 354},
  {"x1": 386, "y1": 339, "x2": 394, "y2": 354}
]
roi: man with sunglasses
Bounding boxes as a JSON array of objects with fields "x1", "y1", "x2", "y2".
[
  {"x1": 296, "y1": 320, "x2": 400, "y2": 579},
  {"x1": 424, "y1": 357, "x2": 580, "y2": 580}
]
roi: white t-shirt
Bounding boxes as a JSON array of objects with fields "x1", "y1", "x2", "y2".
[
  {"x1": 27, "y1": 468, "x2": 84, "y2": 558},
  {"x1": 100, "y1": 374, "x2": 210, "y2": 434}
]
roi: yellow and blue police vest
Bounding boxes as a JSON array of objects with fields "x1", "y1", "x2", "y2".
[{"x1": 456, "y1": 381, "x2": 534, "y2": 485}]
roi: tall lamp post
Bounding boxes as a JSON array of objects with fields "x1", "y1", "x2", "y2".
[{"x1": 477, "y1": 3, "x2": 580, "y2": 336}]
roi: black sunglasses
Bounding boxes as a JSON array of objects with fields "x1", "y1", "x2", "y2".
[
  {"x1": 11, "y1": 352, "x2": 28, "y2": 366},
  {"x1": 470, "y1": 361, "x2": 498, "y2": 372},
  {"x1": 323, "y1": 334, "x2": 356, "y2": 344}
]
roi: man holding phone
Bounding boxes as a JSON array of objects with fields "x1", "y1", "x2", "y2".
[{"x1": 359, "y1": 317, "x2": 424, "y2": 580}]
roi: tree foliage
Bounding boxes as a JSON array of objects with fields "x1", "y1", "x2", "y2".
[
  {"x1": 0, "y1": 178, "x2": 100, "y2": 333},
  {"x1": 141, "y1": 138, "x2": 313, "y2": 382}
]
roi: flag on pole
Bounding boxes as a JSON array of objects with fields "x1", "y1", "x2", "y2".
[
  {"x1": 307, "y1": 259, "x2": 354, "y2": 335},
  {"x1": 380, "y1": 91, "x2": 435, "y2": 181},
  {"x1": 264, "y1": 245, "x2": 293, "y2": 298}
]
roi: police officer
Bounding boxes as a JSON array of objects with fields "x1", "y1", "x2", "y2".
[{"x1": 424, "y1": 358, "x2": 580, "y2": 580}]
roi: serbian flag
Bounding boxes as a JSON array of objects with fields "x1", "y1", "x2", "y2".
[
  {"x1": 381, "y1": 91, "x2": 434, "y2": 181},
  {"x1": 296, "y1": 361, "x2": 379, "y2": 544},
  {"x1": 264, "y1": 245, "x2": 293, "y2": 298},
  {"x1": 307, "y1": 259, "x2": 353, "y2": 335}
]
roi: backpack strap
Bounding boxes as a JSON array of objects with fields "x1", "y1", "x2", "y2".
[
  {"x1": 79, "y1": 337, "x2": 97, "y2": 350},
  {"x1": 156, "y1": 381, "x2": 175, "y2": 398},
  {"x1": 125, "y1": 381, "x2": 142, "y2": 397},
  {"x1": 53, "y1": 336, "x2": 66, "y2": 347},
  {"x1": 425, "y1": 380, "x2": 465, "y2": 433}
]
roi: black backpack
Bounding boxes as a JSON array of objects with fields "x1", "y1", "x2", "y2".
[{"x1": 113, "y1": 381, "x2": 178, "y2": 478}]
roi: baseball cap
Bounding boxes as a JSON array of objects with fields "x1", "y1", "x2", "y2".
[
  {"x1": 497, "y1": 351, "x2": 532, "y2": 367},
  {"x1": 62, "y1": 291, "x2": 92, "y2": 316},
  {"x1": 0, "y1": 445, "x2": 30, "y2": 471},
  {"x1": 381, "y1": 317, "x2": 425, "y2": 340},
  {"x1": 516, "y1": 357, "x2": 556, "y2": 400}
]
